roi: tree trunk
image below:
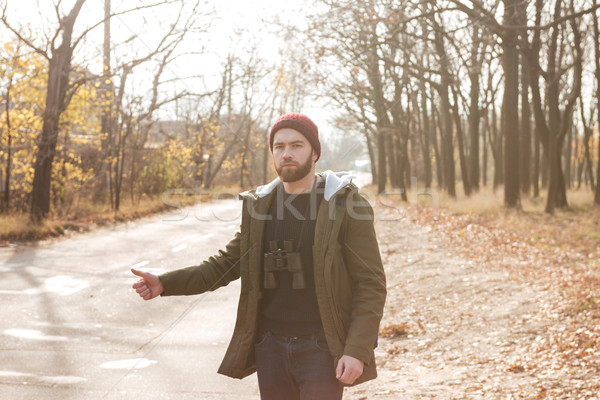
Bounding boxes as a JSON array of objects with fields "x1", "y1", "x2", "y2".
[
  {"x1": 593, "y1": 0, "x2": 600, "y2": 205},
  {"x1": 491, "y1": 106, "x2": 504, "y2": 189},
  {"x1": 451, "y1": 85, "x2": 471, "y2": 196},
  {"x1": 434, "y1": 29, "x2": 456, "y2": 197},
  {"x1": 114, "y1": 119, "x2": 132, "y2": 212},
  {"x1": 545, "y1": 0, "x2": 581, "y2": 212},
  {"x1": 97, "y1": 0, "x2": 113, "y2": 203},
  {"x1": 387, "y1": 132, "x2": 400, "y2": 189},
  {"x1": 30, "y1": 0, "x2": 86, "y2": 221},
  {"x1": 418, "y1": 14, "x2": 433, "y2": 189},
  {"x1": 579, "y1": 101, "x2": 596, "y2": 191},
  {"x1": 502, "y1": 0, "x2": 520, "y2": 208},
  {"x1": 541, "y1": 150, "x2": 548, "y2": 189},
  {"x1": 366, "y1": 130, "x2": 377, "y2": 185},
  {"x1": 358, "y1": 99, "x2": 377, "y2": 185},
  {"x1": 533, "y1": 126, "x2": 540, "y2": 197},
  {"x1": 468, "y1": 23, "x2": 481, "y2": 192},
  {"x1": 376, "y1": 130, "x2": 387, "y2": 193},
  {"x1": 483, "y1": 111, "x2": 488, "y2": 187},
  {"x1": 3, "y1": 79, "x2": 13, "y2": 212},
  {"x1": 263, "y1": 105, "x2": 276, "y2": 185},
  {"x1": 395, "y1": 133, "x2": 408, "y2": 201},
  {"x1": 519, "y1": 51, "x2": 532, "y2": 195},
  {"x1": 565, "y1": 126, "x2": 573, "y2": 189},
  {"x1": 524, "y1": 0, "x2": 547, "y2": 198},
  {"x1": 366, "y1": 28, "x2": 389, "y2": 194},
  {"x1": 419, "y1": 89, "x2": 433, "y2": 189},
  {"x1": 430, "y1": 92, "x2": 443, "y2": 189},
  {"x1": 3, "y1": 127, "x2": 11, "y2": 212},
  {"x1": 240, "y1": 119, "x2": 253, "y2": 188}
]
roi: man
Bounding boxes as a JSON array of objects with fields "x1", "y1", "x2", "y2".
[{"x1": 132, "y1": 112, "x2": 386, "y2": 399}]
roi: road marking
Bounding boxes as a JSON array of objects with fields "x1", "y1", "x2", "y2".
[
  {"x1": 40, "y1": 375, "x2": 87, "y2": 384},
  {"x1": 0, "y1": 371, "x2": 33, "y2": 378},
  {"x1": 198, "y1": 233, "x2": 215, "y2": 240},
  {"x1": 100, "y1": 358, "x2": 157, "y2": 369},
  {"x1": 4, "y1": 329, "x2": 68, "y2": 341},
  {"x1": 44, "y1": 275, "x2": 89, "y2": 296},
  {"x1": 0, "y1": 371, "x2": 86, "y2": 384},
  {"x1": 172, "y1": 244, "x2": 187, "y2": 253},
  {"x1": 0, "y1": 288, "x2": 40, "y2": 295},
  {"x1": 131, "y1": 261, "x2": 150, "y2": 269},
  {"x1": 0, "y1": 263, "x2": 20, "y2": 272},
  {"x1": 0, "y1": 276, "x2": 88, "y2": 296}
]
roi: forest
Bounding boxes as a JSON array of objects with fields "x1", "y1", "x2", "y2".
[{"x1": 1, "y1": 0, "x2": 600, "y2": 223}]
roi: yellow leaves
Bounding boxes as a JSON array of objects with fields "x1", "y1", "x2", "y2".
[
  {"x1": 0, "y1": 40, "x2": 48, "y2": 199},
  {"x1": 61, "y1": 80, "x2": 102, "y2": 139},
  {"x1": 1, "y1": 37, "x2": 104, "y2": 210}
]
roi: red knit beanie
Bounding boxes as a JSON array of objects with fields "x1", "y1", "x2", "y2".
[{"x1": 269, "y1": 113, "x2": 321, "y2": 161}]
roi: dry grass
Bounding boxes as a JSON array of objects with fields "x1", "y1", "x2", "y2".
[
  {"x1": 426, "y1": 184, "x2": 597, "y2": 215},
  {"x1": 360, "y1": 183, "x2": 600, "y2": 254},
  {"x1": 435, "y1": 186, "x2": 600, "y2": 257},
  {"x1": 0, "y1": 191, "x2": 200, "y2": 243},
  {"x1": 0, "y1": 214, "x2": 64, "y2": 242}
]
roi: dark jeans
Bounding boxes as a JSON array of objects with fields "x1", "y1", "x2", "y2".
[{"x1": 254, "y1": 331, "x2": 344, "y2": 400}]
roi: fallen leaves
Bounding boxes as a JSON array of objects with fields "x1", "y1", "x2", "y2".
[
  {"x1": 407, "y1": 205, "x2": 600, "y2": 398},
  {"x1": 507, "y1": 364, "x2": 526, "y2": 373},
  {"x1": 380, "y1": 323, "x2": 410, "y2": 338},
  {"x1": 367, "y1": 204, "x2": 600, "y2": 399}
]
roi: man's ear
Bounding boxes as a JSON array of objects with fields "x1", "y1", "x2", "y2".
[{"x1": 312, "y1": 149, "x2": 318, "y2": 164}]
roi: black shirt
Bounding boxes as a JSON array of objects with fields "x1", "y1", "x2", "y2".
[{"x1": 259, "y1": 179, "x2": 325, "y2": 336}]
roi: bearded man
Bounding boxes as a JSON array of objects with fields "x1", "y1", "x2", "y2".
[{"x1": 132, "y1": 113, "x2": 387, "y2": 400}]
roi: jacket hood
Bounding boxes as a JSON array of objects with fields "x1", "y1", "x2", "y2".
[{"x1": 244, "y1": 170, "x2": 355, "y2": 201}]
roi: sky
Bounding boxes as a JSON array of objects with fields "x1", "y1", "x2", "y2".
[
  {"x1": 1, "y1": 0, "x2": 357, "y2": 156},
  {"x1": 1, "y1": 0, "x2": 312, "y2": 85}
]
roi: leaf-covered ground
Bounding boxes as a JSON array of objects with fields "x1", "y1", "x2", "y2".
[{"x1": 346, "y1": 204, "x2": 600, "y2": 399}]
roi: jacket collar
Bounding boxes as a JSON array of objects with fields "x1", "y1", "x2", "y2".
[{"x1": 241, "y1": 170, "x2": 354, "y2": 201}]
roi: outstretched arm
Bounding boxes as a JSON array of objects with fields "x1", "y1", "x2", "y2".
[{"x1": 131, "y1": 268, "x2": 164, "y2": 300}]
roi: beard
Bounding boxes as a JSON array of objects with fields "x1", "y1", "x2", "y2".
[{"x1": 275, "y1": 151, "x2": 313, "y2": 182}]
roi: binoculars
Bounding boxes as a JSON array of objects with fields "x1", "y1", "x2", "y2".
[{"x1": 263, "y1": 240, "x2": 306, "y2": 289}]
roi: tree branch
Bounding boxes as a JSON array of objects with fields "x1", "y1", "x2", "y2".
[
  {"x1": 1, "y1": 4, "x2": 49, "y2": 59},
  {"x1": 71, "y1": 0, "x2": 184, "y2": 50}
]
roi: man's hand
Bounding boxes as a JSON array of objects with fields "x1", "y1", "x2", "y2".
[
  {"x1": 335, "y1": 355, "x2": 364, "y2": 385},
  {"x1": 131, "y1": 268, "x2": 164, "y2": 300}
]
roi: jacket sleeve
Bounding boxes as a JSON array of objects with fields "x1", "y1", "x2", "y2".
[
  {"x1": 341, "y1": 192, "x2": 387, "y2": 364},
  {"x1": 159, "y1": 231, "x2": 242, "y2": 296}
]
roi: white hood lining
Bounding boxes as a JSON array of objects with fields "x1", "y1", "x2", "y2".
[{"x1": 254, "y1": 170, "x2": 354, "y2": 201}]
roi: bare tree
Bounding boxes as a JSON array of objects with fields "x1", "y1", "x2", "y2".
[
  {"x1": 2, "y1": 0, "x2": 87, "y2": 220},
  {"x1": 431, "y1": 14, "x2": 457, "y2": 197},
  {"x1": 593, "y1": 0, "x2": 600, "y2": 206},
  {"x1": 108, "y1": 5, "x2": 194, "y2": 210},
  {"x1": 1, "y1": 0, "x2": 194, "y2": 219},
  {"x1": 1, "y1": 65, "x2": 13, "y2": 212},
  {"x1": 502, "y1": 0, "x2": 521, "y2": 208}
]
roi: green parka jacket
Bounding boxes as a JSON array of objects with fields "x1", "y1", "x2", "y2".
[{"x1": 159, "y1": 170, "x2": 387, "y2": 386}]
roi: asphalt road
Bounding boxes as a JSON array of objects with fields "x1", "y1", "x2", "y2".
[{"x1": 0, "y1": 198, "x2": 260, "y2": 400}]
